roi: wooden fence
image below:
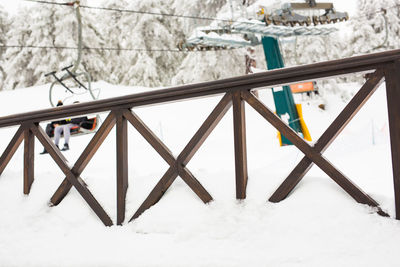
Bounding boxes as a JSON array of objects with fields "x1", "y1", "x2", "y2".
[{"x1": 0, "y1": 49, "x2": 399, "y2": 226}]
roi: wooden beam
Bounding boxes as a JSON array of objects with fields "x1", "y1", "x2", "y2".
[
  {"x1": 123, "y1": 110, "x2": 175, "y2": 166},
  {"x1": 233, "y1": 91, "x2": 248, "y2": 199},
  {"x1": 30, "y1": 124, "x2": 113, "y2": 226},
  {"x1": 0, "y1": 126, "x2": 25, "y2": 176},
  {"x1": 50, "y1": 111, "x2": 117, "y2": 206},
  {"x1": 384, "y1": 60, "x2": 400, "y2": 219},
  {"x1": 178, "y1": 93, "x2": 233, "y2": 165},
  {"x1": 269, "y1": 70, "x2": 385, "y2": 202},
  {"x1": 124, "y1": 108, "x2": 213, "y2": 210},
  {"x1": 242, "y1": 90, "x2": 387, "y2": 215},
  {"x1": 177, "y1": 165, "x2": 213, "y2": 203},
  {"x1": 129, "y1": 93, "x2": 232, "y2": 221},
  {"x1": 116, "y1": 110, "x2": 128, "y2": 225},
  {"x1": 23, "y1": 128, "x2": 35, "y2": 195},
  {"x1": 130, "y1": 166, "x2": 178, "y2": 221},
  {"x1": 0, "y1": 50, "x2": 400, "y2": 129}
]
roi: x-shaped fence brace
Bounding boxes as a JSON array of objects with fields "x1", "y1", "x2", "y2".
[
  {"x1": 0, "y1": 93, "x2": 233, "y2": 226},
  {"x1": 246, "y1": 71, "x2": 388, "y2": 217},
  {"x1": 1, "y1": 64, "x2": 399, "y2": 226},
  {"x1": 126, "y1": 69, "x2": 391, "y2": 222}
]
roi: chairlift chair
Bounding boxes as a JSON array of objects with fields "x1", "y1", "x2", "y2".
[
  {"x1": 47, "y1": 115, "x2": 101, "y2": 139},
  {"x1": 45, "y1": 1, "x2": 100, "y2": 108},
  {"x1": 44, "y1": 1, "x2": 101, "y2": 136}
]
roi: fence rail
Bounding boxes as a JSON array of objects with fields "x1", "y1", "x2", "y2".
[{"x1": 0, "y1": 49, "x2": 399, "y2": 226}]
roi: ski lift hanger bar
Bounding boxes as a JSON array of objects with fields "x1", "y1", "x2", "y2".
[
  {"x1": 183, "y1": 24, "x2": 338, "y2": 49},
  {"x1": 230, "y1": 23, "x2": 338, "y2": 38}
]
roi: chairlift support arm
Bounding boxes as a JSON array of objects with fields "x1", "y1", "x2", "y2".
[
  {"x1": 290, "y1": 1, "x2": 334, "y2": 10},
  {"x1": 44, "y1": 71, "x2": 75, "y2": 94},
  {"x1": 62, "y1": 65, "x2": 88, "y2": 90},
  {"x1": 70, "y1": 1, "x2": 82, "y2": 74}
]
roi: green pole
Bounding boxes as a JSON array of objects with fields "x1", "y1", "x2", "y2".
[{"x1": 261, "y1": 36, "x2": 302, "y2": 145}]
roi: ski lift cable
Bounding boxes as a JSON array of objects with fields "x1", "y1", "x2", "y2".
[
  {"x1": 81, "y1": 2, "x2": 399, "y2": 23},
  {"x1": 0, "y1": 44, "x2": 241, "y2": 53},
  {"x1": 23, "y1": 0, "x2": 235, "y2": 23},
  {"x1": 20, "y1": 0, "x2": 399, "y2": 54},
  {"x1": 23, "y1": 0, "x2": 400, "y2": 32}
]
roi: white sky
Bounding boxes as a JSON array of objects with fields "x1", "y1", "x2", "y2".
[{"x1": 0, "y1": 0, "x2": 357, "y2": 16}]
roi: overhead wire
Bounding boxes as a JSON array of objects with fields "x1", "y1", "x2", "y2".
[
  {"x1": 23, "y1": 0, "x2": 236, "y2": 23},
  {"x1": 20, "y1": 0, "x2": 248, "y2": 52},
  {"x1": 23, "y1": 0, "x2": 400, "y2": 24},
  {"x1": 0, "y1": 44, "x2": 241, "y2": 52},
  {"x1": 17, "y1": 0, "x2": 400, "y2": 54}
]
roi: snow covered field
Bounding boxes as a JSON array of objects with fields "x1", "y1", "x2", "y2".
[{"x1": 0, "y1": 81, "x2": 399, "y2": 266}]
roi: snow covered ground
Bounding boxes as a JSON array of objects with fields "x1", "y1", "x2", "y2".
[{"x1": 0, "y1": 80, "x2": 399, "y2": 266}]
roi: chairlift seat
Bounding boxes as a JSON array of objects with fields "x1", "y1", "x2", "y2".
[
  {"x1": 70, "y1": 116, "x2": 98, "y2": 135},
  {"x1": 52, "y1": 116, "x2": 99, "y2": 138},
  {"x1": 290, "y1": 82, "x2": 317, "y2": 94}
]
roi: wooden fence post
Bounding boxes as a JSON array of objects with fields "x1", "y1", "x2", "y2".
[
  {"x1": 116, "y1": 110, "x2": 128, "y2": 225},
  {"x1": 24, "y1": 128, "x2": 34, "y2": 195},
  {"x1": 385, "y1": 60, "x2": 400, "y2": 219},
  {"x1": 232, "y1": 91, "x2": 248, "y2": 199},
  {"x1": 0, "y1": 126, "x2": 25, "y2": 176}
]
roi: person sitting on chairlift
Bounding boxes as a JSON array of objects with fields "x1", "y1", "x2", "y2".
[
  {"x1": 40, "y1": 101, "x2": 91, "y2": 154},
  {"x1": 42, "y1": 100, "x2": 64, "y2": 138},
  {"x1": 53, "y1": 115, "x2": 89, "y2": 151}
]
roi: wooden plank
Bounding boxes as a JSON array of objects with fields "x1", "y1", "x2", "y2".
[
  {"x1": 124, "y1": 109, "x2": 213, "y2": 204},
  {"x1": 167, "y1": 94, "x2": 233, "y2": 202},
  {"x1": 269, "y1": 70, "x2": 385, "y2": 202},
  {"x1": 0, "y1": 50, "x2": 399, "y2": 129},
  {"x1": 129, "y1": 166, "x2": 178, "y2": 221},
  {"x1": 74, "y1": 111, "x2": 118, "y2": 174},
  {"x1": 129, "y1": 94, "x2": 233, "y2": 221},
  {"x1": 130, "y1": 164, "x2": 212, "y2": 223},
  {"x1": 177, "y1": 165, "x2": 213, "y2": 203},
  {"x1": 270, "y1": 157, "x2": 313, "y2": 202},
  {"x1": 50, "y1": 111, "x2": 116, "y2": 206},
  {"x1": 123, "y1": 110, "x2": 175, "y2": 166},
  {"x1": 116, "y1": 110, "x2": 128, "y2": 225},
  {"x1": 233, "y1": 91, "x2": 248, "y2": 199},
  {"x1": 384, "y1": 60, "x2": 400, "y2": 219},
  {"x1": 0, "y1": 126, "x2": 25, "y2": 176},
  {"x1": 30, "y1": 124, "x2": 114, "y2": 226},
  {"x1": 242, "y1": 91, "x2": 387, "y2": 214},
  {"x1": 23, "y1": 128, "x2": 35, "y2": 195},
  {"x1": 178, "y1": 93, "x2": 233, "y2": 165}
]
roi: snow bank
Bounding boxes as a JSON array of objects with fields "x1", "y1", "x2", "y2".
[{"x1": 0, "y1": 81, "x2": 399, "y2": 266}]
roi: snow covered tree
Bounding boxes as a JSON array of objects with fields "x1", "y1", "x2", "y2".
[
  {"x1": 172, "y1": 0, "x2": 227, "y2": 35},
  {"x1": 98, "y1": 0, "x2": 186, "y2": 87},
  {"x1": 3, "y1": 0, "x2": 106, "y2": 90},
  {"x1": 347, "y1": 0, "x2": 400, "y2": 55},
  {"x1": 2, "y1": 6, "x2": 46, "y2": 90},
  {"x1": 0, "y1": 5, "x2": 10, "y2": 90},
  {"x1": 172, "y1": 0, "x2": 257, "y2": 85},
  {"x1": 282, "y1": 0, "x2": 400, "y2": 66},
  {"x1": 4, "y1": 0, "x2": 398, "y2": 93},
  {"x1": 97, "y1": 0, "x2": 129, "y2": 84},
  {"x1": 77, "y1": 4, "x2": 108, "y2": 83},
  {"x1": 172, "y1": 49, "x2": 246, "y2": 85}
]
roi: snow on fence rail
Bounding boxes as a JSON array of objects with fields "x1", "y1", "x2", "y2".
[{"x1": 0, "y1": 49, "x2": 399, "y2": 226}]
